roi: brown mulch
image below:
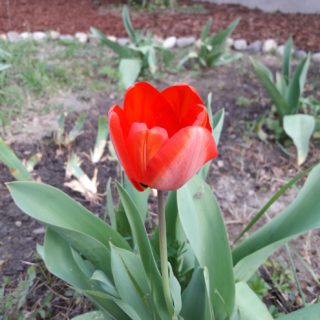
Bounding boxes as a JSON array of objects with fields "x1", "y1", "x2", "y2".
[{"x1": 0, "y1": 0, "x2": 320, "y2": 51}]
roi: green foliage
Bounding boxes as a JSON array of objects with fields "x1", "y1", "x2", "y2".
[
  {"x1": 91, "y1": 6, "x2": 167, "y2": 88},
  {"x1": 180, "y1": 18, "x2": 241, "y2": 68}
]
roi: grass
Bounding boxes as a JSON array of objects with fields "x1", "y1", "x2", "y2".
[{"x1": 0, "y1": 39, "x2": 119, "y2": 130}]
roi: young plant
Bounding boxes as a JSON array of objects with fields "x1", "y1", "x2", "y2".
[
  {"x1": 90, "y1": 116, "x2": 108, "y2": 163},
  {"x1": 251, "y1": 38, "x2": 313, "y2": 165},
  {"x1": 7, "y1": 82, "x2": 320, "y2": 320},
  {"x1": 91, "y1": 6, "x2": 166, "y2": 88},
  {"x1": 179, "y1": 18, "x2": 241, "y2": 68}
]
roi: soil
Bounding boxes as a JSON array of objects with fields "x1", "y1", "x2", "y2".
[
  {"x1": 1, "y1": 52, "x2": 320, "y2": 318},
  {"x1": 1, "y1": 0, "x2": 320, "y2": 51}
]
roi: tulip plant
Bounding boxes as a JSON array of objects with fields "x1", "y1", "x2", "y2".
[{"x1": 8, "y1": 82, "x2": 320, "y2": 320}]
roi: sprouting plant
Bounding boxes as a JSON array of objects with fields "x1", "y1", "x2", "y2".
[
  {"x1": 251, "y1": 38, "x2": 313, "y2": 165},
  {"x1": 179, "y1": 18, "x2": 241, "y2": 68},
  {"x1": 53, "y1": 112, "x2": 86, "y2": 147},
  {"x1": 90, "y1": 116, "x2": 108, "y2": 163},
  {"x1": 91, "y1": 6, "x2": 167, "y2": 88}
]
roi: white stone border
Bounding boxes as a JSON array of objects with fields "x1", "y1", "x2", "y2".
[{"x1": 1, "y1": 31, "x2": 319, "y2": 63}]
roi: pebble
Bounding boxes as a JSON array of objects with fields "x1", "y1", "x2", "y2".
[
  {"x1": 163, "y1": 36, "x2": 177, "y2": 49},
  {"x1": 0, "y1": 34, "x2": 7, "y2": 41},
  {"x1": 312, "y1": 52, "x2": 320, "y2": 63},
  {"x1": 15, "y1": 221, "x2": 22, "y2": 227},
  {"x1": 59, "y1": 34, "x2": 74, "y2": 42},
  {"x1": 7, "y1": 31, "x2": 20, "y2": 43},
  {"x1": 32, "y1": 227, "x2": 45, "y2": 235},
  {"x1": 217, "y1": 160, "x2": 224, "y2": 168},
  {"x1": 75, "y1": 32, "x2": 88, "y2": 44},
  {"x1": 117, "y1": 38, "x2": 130, "y2": 46},
  {"x1": 33, "y1": 31, "x2": 47, "y2": 42},
  {"x1": 107, "y1": 35, "x2": 117, "y2": 42},
  {"x1": 226, "y1": 37, "x2": 234, "y2": 48},
  {"x1": 233, "y1": 39, "x2": 247, "y2": 51},
  {"x1": 295, "y1": 50, "x2": 307, "y2": 59},
  {"x1": 176, "y1": 36, "x2": 195, "y2": 48},
  {"x1": 262, "y1": 39, "x2": 277, "y2": 53},
  {"x1": 49, "y1": 30, "x2": 60, "y2": 40},
  {"x1": 20, "y1": 32, "x2": 32, "y2": 40},
  {"x1": 247, "y1": 40, "x2": 262, "y2": 52}
]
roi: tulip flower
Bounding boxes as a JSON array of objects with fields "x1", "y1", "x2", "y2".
[{"x1": 109, "y1": 82, "x2": 218, "y2": 191}]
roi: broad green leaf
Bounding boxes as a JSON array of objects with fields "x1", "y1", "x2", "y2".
[
  {"x1": 201, "y1": 19, "x2": 213, "y2": 42},
  {"x1": 90, "y1": 27, "x2": 135, "y2": 58},
  {"x1": 233, "y1": 164, "x2": 320, "y2": 267},
  {"x1": 282, "y1": 37, "x2": 293, "y2": 83},
  {"x1": 181, "y1": 268, "x2": 214, "y2": 320},
  {"x1": 111, "y1": 245, "x2": 154, "y2": 320},
  {"x1": 0, "y1": 137, "x2": 32, "y2": 181},
  {"x1": 122, "y1": 6, "x2": 138, "y2": 45},
  {"x1": 116, "y1": 183, "x2": 171, "y2": 319},
  {"x1": 233, "y1": 282, "x2": 273, "y2": 320},
  {"x1": 251, "y1": 58, "x2": 289, "y2": 116},
  {"x1": 283, "y1": 114, "x2": 315, "y2": 165},
  {"x1": 90, "y1": 270, "x2": 119, "y2": 298},
  {"x1": 168, "y1": 263, "x2": 182, "y2": 316},
  {"x1": 178, "y1": 175, "x2": 235, "y2": 319},
  {"x1": 119, "y1": 58, "x2": 142, "y2": 89},
  {"x1": 286, "y1": 55, "x2": 310, "y2": 114},
  {"x1": 277, "y1": 303, "x2": 320, "y2": 320},
  {"x1": 72, "y1": 311, "x2": 107, "y2": 320},
  {"x1": 43, "y1": 228, "x2": 129, "y2": 320}
]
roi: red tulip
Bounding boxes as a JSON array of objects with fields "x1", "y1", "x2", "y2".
[{"x1": 109, "y1": 82, "x2": 218, "y2": 191}]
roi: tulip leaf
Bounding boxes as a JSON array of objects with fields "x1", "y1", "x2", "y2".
[
  {"x1": 181, "y1": 268, "x2": 214, "y2": 320},
  {"x1": 90, "y1": 270, "x2": 119, "y2": 298},
  {"x1": 43, "y1": 228, "x2": 130, "y2": 320},
  {"x1": 0, "y1": 137, "x2": 32, "y2": 181},
  {"x1": 168, "y1": 263, "x2": 182, "y2": 316},
  {"x1": 212, "y1": 108, "x2": 225, "y2": 146},
  {"x1": 119, "y1": 58, "x2": 142, "y2": 89},
  {"x1": 233, "y1": 164, "x2": 320, "y2": 270},
  {"x1": 282, "y1": 37, "x2": 293, "y2": 83},
  {"x1": 233, "y1": 282, "x2": 273, "y2": 320},
  {"x1": 71, "y1": 311, "x2": 106, "y2": 320},
  {"x1": 177, "y1": 175, "x2": 235, "y2": 319},
  {"x1": 283, "y1": 114, "x2": 315, "y2": 165},
  {"x1": 276, "y1": 303, "x2": 320, "y2": 320},
  {"x1": 116, "y1": 183, "x2": 171, "y2": 319},
  {"x1": 111, "y1": 244, "x2": 154, "y2": 320}
]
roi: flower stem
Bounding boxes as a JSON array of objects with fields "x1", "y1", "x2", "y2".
[{"x1": 157, "y1": 190, "x2": 174, "y2": 315}]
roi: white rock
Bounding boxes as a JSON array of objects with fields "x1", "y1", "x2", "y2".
[
  {"x1": 226, "y1": 37, "x2": 234, "y2": 48},
  {"x1": 33, "y1": 227, "x2": 45, "y2": 235},
  {"x1": 217, "y1": 160, "x2": 224, "y2": 168},
  {"x1": 15, "y1": 220, "x2": 22, "y2": 227},
  {"x1": 20, "y1": 32, "x2": 32, "y2": 40},
  {"x1": 33, "y1": 31, "x2": 47, "y2": 42},
  {"x1": 59, "y1": 34, "x2": 74, "y2": 42},
  {"x1": 295, "y1": 50, "x2": 307, "y2": 59},
  {"x1": 118, "y1": 38, "x2": 130, "y2": 46},
  {"x1": 163, "y1": 36, "x2": 177, "y2": 49},
  {"x1": 247, "y1": 40, "x2": 262, "y2": 52},
  {"x1": 7, "y1": 31, "x2": 20, "y2": 43},
  {"x1": 75, "y1": 32, "x2": 88, "y2": 44},
  {"x1": 262, "y1": 39, "x2": 277, "y2": 53},
  {"x1": 0, "y1": 34, "x2": 7, "y2": 41},
  {"x1": 107, "y1": 35, "x2": 117, "y2": 42},
  {"x1": 312, "y1": 52, "x2": 320, "y2": 63},
  {"x1": 49, "y1": 30, "x2": 60, "y2": 40},
  {"x1": 176, "y1": 36, "x2": 195, "y2": 48},
  {"x1": 233, "y1": 39, "x2": 247, "y2": 51}
]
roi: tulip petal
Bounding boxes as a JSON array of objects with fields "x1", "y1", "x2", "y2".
[
  {"x1": 126, "y1": 123, "x2": 169, "y2": 186},
  {"x1": 109, "y1": 106, "x2": 144, "y2": 191},
  {"x1": 162, "y1": 84, "x2": 212, "y2": 130},
  {"x1": 123, "y1": 82, "x2": 178, "y2": 136},
  {"x1": 146, "y1": 126, "x2": 218, "y2": 190}
]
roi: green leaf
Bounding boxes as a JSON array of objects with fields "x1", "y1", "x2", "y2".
[
  {"x1": 277, "y1": 304, "x2": 320, "y2": 320},
  {"x1": 283, "y1": 114, "x2": 315, "y2": 165},
  {"x1": 212, "y1": 108, "x2": 225, "y2": 146},
  {"x1": 251, "y1": 58, "x2": 289, "y2": 116},
  {"x1": 282, "y1": 37, "x2": 293, "y2": 83},
  {"x1": 111, "y1": 245, "x2": 154, "y2": 320},
  {"x1": 177, "y1": 175, "x2": 235, "y2": 319},
  {"x1": 116, "y1": 183, "x2": 171, "y2": 319},
  {"x1": 90, "y1": 270, "x2": 119, "y2": 298},
  {"x1": 233, "y1": 164, "x2": 320, "y2": 267},
  {"x1": 122, "y1": 6, "x2": 138, "y2": 45},
  {"x1": 71, "y1": 311, "x2": 107, "y2": 320},
  {"x1": 286, "y1": 54, "x2": 310, "y2": 114},
  {"x1": 168, "y1": 263, "x2": 182, "y2": 316},
  {"x1": 91, "y1": 116, "x2": 108, "y2": 163},
  {"x1": 119, "y1": 58, "x2": 142, "y2": 89},
  {"x1": 65, "y1": 112, "x2": 86, "y2": 145},
  {"x1": 200, "y1": 19, "x2": 213, "y2": 42},
  {"x1": 90, "y1": 27, "x2": 136, "y2": 58},
  {"x1": 106, "y1": 178, "x2": 116, "y2": 229},
  {"x1": 181, "y1": 268, "x2": 214, "y2": 320},
  {"x1": 233, "y1": 282, "x2": 273, "y2": 320},
  {"x1": 0, "y1": 137, "x2": 32, "y2": 181}
]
